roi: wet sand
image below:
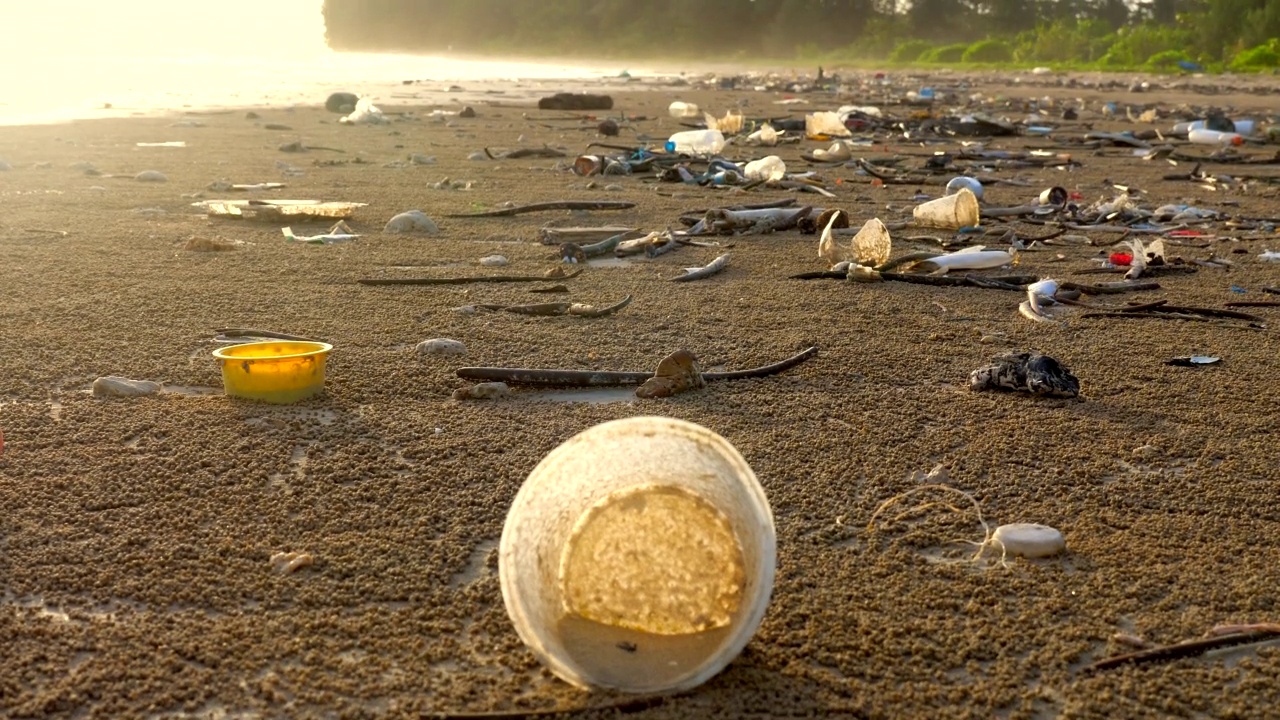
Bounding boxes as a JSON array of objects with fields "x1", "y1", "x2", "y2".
[{"x1": 2, "y1": 72, "x2": 1279, "y2": 718}]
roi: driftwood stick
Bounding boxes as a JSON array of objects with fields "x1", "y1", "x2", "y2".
[
  {"x1": 445, "y1": 201, "x2": 635, "y2": 218},
  {"x1": 568, "y1": 295, "x2": 633, "y2": 318},
  {"x1": 1059, "y1": 280, "x2": 1161, "y2": 295},
  {"x1": 214, "y1": 328, "x2": 322, "y2": 342},
  {"x1": 1081, "y1": 628, "x2": 1280, "y2": 675},
  {"x1": 360, "y1": 269, "x2": 583, "y2": 286},
  {"x1": 455, "y1": 346, "x2": 819, "y2": 387}
]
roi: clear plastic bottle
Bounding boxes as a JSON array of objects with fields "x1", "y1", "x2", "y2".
[
  {"x1": 665, "y1": 129, "x2": 726, "y2": 155},
  {"x1": 1188, "y1": 128, "x2": 1244, "y2": 146}
]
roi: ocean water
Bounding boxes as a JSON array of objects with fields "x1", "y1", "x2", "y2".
[{"x1": 0, "y1": 0, "x2": 636, "y2": 125}]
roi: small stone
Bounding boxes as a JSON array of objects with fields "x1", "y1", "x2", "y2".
[
  {"x1": 417, "y1": 338, "x2": 466, "y2": 356},
  {"x1": 1132, "y1": 444, "x2": 1163, "y2": 459},
  {"x1": 451, "y1": 382, "x2": 509, "y2": 400},
  {"x1": 410, "y1": 153, "x2": 436, "y2": 165},
  {"x1": 459, "y1": 106, "x2": 476, "y2": 118},
  {"x1": 245, "y1": 111, "x2": 261, "y2": 120},
  {"x1": 604, "y1": 184, "x2": 624, "y2": 192},
  {"x1": 92, "y1": 376, "x2": 162, "y2": 397},
  {"x1": 479, "y1": 255, "x2": 508, "y2": 267},
  {"x1": 467, "y1": 151, "x2": 487, "y2": 161},
  {"x1": 134, "y1": 170, "x2": 167, "y2": 182},
  {"x1": 384, "y1": 210, "x2": 440, "y2": 235}
]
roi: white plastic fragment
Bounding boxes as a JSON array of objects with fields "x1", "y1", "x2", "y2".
[
  {"x1": 743, "y1": 156, "x2": 786, "y2": 182},
  {"x1": 134, "y1": 170, "x2": 167, "y2": 182},
  {"x1": 417, "y1": 338, "x2": 466, "y2": 356},
  {"x1": 92, "y1": 377, "x2": 162, "y2": 397},
  {"x1": 270, "y1": 551, "x2": 313, "y2": 574},
  {"x1": 990, "y1": 523, "x2": 1066, "y2": 559},
  {"x1": 339, "y1": 97, "x2": 387, "y2": 125},
  {"x1": 746, "y1": 123, "x2": 778, "y2": 146}
]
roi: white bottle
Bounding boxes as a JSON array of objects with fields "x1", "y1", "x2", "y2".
[
  {"x1": 1189, "y1": 128, "x2": 1243, "y2": 146},
  {"x1": 666, "y1": 129, "x2": 726, "y2": 155}
]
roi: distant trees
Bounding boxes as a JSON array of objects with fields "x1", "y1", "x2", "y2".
[{"x1": 320, "y1": 0, "x2": 1280, "y2": 70}]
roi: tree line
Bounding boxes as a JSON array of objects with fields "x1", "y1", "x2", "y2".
[{"x1": 321, "y1": 0, "x2": 1280, "y2": 70}]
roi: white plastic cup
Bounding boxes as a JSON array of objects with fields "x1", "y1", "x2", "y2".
[
  {"x1": 499, "y1": 416, "x2": 776, "y2": 694},
  {"x1": 913, "y1": 187, "x2": 980, "y2": 229},
  {"x1": 666, "y1": 129, "x2": 726, "y2": 155}
]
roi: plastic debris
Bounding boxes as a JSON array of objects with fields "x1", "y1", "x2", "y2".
[
  {"x1": 283, "y1": 221, "x2": 359, "y2": 244},
  {"x1": 969, "y1": 352, "x2": 1080, "y2": 398},
  {"x1": 743, "y1": 156, "x2": 786, "y2": 182},
  {"x1": 195, "y1": 199, "x2": 367, "y2": 221},
  {"x1": 92, "y1": 376, "x2": 162, "y2": 397},
  {"x1": 339, "y1": 97, "x2": 388, "y2": 125}
]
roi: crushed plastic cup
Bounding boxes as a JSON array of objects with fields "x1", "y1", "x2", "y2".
[
  {"x1": 913, "y1": 187, "x2": 980, "y2": 229},
  {"x1": 851, "y1": 217, "x2": 892, "y2": 267},
  {"x1": 668, "y1": 101, "x2": 700, "y2": 119},
  {"x1": 1038, "y1": 186, "x2": 1068, "y2": 206},
  {"x1": 743, "y1": 156, "x2": 786, "y2": 182},
  {"x1": 805, "y1": 112, "x2": 852, "y2": 139},
  {"x1": 746, "y1": 123, "x2": 778, "y2": 146},
  {"x1": 573, "y1": 155, "x2": 603, "y2": 176},
  {"x1": 499, "y1": 416, "x2": 776, "y2": 694}
]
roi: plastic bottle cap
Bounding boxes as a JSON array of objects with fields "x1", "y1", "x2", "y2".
[{"x1": 664, "y1": 141, "x2": 675, "y2": 153}]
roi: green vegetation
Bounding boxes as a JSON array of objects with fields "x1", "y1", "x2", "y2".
[
  {"x1": 321, "y1": 0, "x2": 1280, "y2": 74},
  {"x1": 962, "y1": 39, "x2": 1015, "y2": 63}
]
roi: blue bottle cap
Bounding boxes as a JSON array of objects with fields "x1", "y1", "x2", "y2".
[{"x1": 665, "y1": 141, "x2": 676, "y2": 153}]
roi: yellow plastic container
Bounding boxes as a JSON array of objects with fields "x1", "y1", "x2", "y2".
[{"x1": 212, "y1": 341, "x2": 332, "y2": 404}]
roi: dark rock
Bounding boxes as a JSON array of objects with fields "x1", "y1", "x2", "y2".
[
  {"x1": 325, "y1": 92, "x2": 359, "y2": 114},
  {"x1": 537, "y1": 93, "x2": 614, "y2": 111}
]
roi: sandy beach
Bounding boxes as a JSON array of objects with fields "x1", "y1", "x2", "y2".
[{"x1": 2, "y1": 72, "x2": 1279, "y2": 718}]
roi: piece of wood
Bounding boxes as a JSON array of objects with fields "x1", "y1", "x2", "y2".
[
  {"x1": 360, "y1": 269, "x2": 583, "y2": 286},
  {"x1": 445, "y1": 201, "x2": 635, "y2": 218},
  {"x1": 1081, "y1": 628, "x2": 1280, "y2": 675},
  {"x1": 455, "y1": 346, "x2": 819, "y2": 387}
]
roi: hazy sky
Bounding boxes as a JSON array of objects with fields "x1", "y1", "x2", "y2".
[{"x1": 4, "y1": 0, "x2": 328, "y2": 59}]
